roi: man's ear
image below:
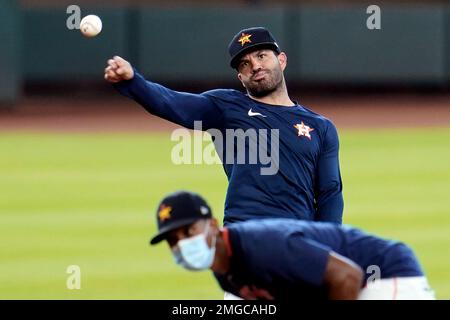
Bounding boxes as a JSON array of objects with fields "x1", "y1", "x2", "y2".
[
  {"x1": 278, "y1": 52, "x2": 287, "y2": 71},
  {"x1": 210, "y1": 218, "x2": 222, "y2": 236},
  {"x1": 237, "y1": 73, "x2": 246, "y2": 88},
  {"x1": 211, "y1": 218, "x2": 219, "y2": 228}
]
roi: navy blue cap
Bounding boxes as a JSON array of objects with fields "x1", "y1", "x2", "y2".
[
  {"x1": 228, "y1": 27, "x2": 281, "y2": 69},
  {"x1": 150, "y1": 191, "x2": 212, "y2": 245}
]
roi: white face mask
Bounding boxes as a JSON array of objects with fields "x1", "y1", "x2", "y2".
[{"x1": 172, "y1": 221, "x2": 216, "y2": 271}]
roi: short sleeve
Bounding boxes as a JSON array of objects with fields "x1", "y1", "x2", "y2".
[{"x1": 251, "y1": 231, "x2": 331, "y2": 287}]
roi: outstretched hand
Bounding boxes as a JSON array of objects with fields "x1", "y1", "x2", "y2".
[{"x1": 104, "y1": 56, "x2": 134, "y2": 83}]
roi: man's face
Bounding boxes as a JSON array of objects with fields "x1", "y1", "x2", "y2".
[
  {"x1": 237, "y1": 49, "x2": 287, "y2": 98},
  {"x1": 166, "y1": 219, "x2": 215, "y2": 249}
]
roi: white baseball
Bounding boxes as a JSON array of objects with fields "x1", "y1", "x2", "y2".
[{"x1": 80, "y1": 15, "x2": 102, "y2": 38}]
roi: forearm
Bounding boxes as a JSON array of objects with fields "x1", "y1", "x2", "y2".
[
  {"x1": 316, "y1": 192, "x2": 344, "y2": 224},
  {"x1": 113, "y1": 70, "x2": 221, "y2": 129},
  {"x1": 327, "y1": 274, "x2": 361, "y2": 300},
  {"x1": 315, "y1": 121, "x2": 344, "y2": 224},
  {"x1": 325, "y1": 253, "x2": 363, "y2": 300}
]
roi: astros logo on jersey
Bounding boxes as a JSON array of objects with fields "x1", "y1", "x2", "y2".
[
  {"x1": 158, "y1": 204, "x2": 172, "y2": 221},
  {"x1": 238, "y1": 33, "x2": 252, "y2": 46},
  {"x1": 294, "y1": 121, "x2": 314, "y2": 140}
]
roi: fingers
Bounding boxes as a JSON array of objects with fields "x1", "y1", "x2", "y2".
[
  {"x1": 104, "y1": 65, "x2": 113, "y2": 73},
  {"x1": 113, "y1": 55, "x2": 127, "y2": 67},
  {"x1": 105, "y1": 56, "x2": 133, "y2": 82},
  {"x1": 105, "y1": 66, "x2": 117, "y2": 77},
  {"x1": 105, "y1": 70, "x2": 121, "y2": 83},
  {"x1": 105, "y1": 73, "x2": 120, "y2": 83},
  {"x1": 107, "y1": 56, "x2": 127, "y2": 70},
  {"x1": 107, "y1": 59, "x2": 119, "y2": 70},
  {"x1": 105, "y1": 74, "x2": 120, "y2": 83},
  {"x1": 104, "y1": 65, "x2": 120, "y2": 82},
  {"x1": 115, "y1": 67, "x2": 125, "y2": 75}
]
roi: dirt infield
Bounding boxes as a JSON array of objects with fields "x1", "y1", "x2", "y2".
[{"x1": 0, "y1": 93, "x2": 449, "y2": 132}]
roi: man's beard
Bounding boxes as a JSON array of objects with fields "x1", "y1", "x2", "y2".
[{"x1": 245, "y1": 68, "x2": 283, "y2": 98}]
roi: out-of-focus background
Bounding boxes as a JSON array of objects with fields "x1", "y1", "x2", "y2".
[{"x1": 1, "y1": 0, "x2": 449, "y2": 299}]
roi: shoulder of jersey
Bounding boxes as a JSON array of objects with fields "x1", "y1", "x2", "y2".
[
  {"x1": 299, "y1": 104, "x2": 322, "y2": 117},
  {"x1": 202, "y1": 88, "x2": 247, "y2": 102},
  {"x1": 300, "y1": 104, "x2": 334, "y2": 126}
]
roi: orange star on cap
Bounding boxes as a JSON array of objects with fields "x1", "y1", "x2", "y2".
[
  {"x1": 238, "y1": 33, "x2": 252, "y2": 46},
  {"x1": 158, "y1": 205, "x2": 172, "y2": 221},
  {"x1": 294, "y1": 121, "x2": 314, "y2": 140}
]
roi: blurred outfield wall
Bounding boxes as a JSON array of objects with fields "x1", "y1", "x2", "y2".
[
  {"x1": 0, "y1": 0, "x2": 21, "y2": 104},
  {"x1": 1, "y1": 1, "x2": 450, "y2": 104}
]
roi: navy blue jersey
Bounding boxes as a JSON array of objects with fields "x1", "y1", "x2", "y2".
[
  {"x1": 215, "y1": 219, "x2": 423, "y2": 300},
  {"x1": 114, "y1": 71, "x2": 343, "y2": 224}
]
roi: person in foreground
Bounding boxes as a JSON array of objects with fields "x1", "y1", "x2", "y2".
[{"x1": 150, "y1": 190, "x2": 435, "y2": 300}]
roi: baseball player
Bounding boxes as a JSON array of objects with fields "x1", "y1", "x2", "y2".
[
  {"x1": 150, "y1": 190, "x2": 435, "y2": 300},
  {"x1": 104, "y1": 27, "x2": 344, "y2": 225}
]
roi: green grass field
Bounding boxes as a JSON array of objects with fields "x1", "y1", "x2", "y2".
[{"x1": 1, "y1": 128, "x2": 449, "y2": 299}]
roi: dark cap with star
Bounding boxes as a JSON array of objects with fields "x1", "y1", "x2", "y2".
[
  {"x1": 150, "y1": 190, "x2": 213, "y2": 245},
  {"x1": 228, "y1": 27, "x2": 281, "y2": 69}
]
